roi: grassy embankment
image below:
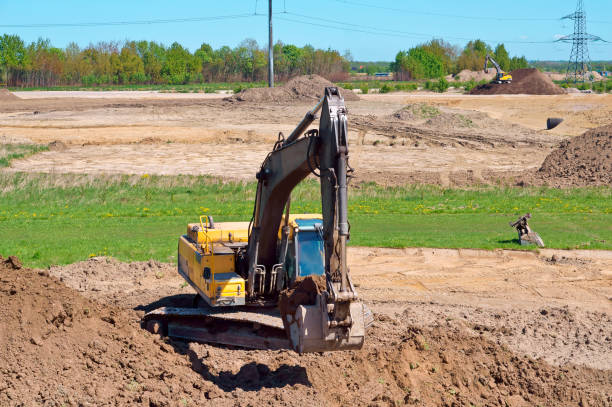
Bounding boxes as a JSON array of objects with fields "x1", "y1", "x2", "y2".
[
  {"x1": 1, "y1": 173, "x2": 610, "y2": 268},
  {"x1": 0, "y1": 144, "x2": 49, "y2": 168}
]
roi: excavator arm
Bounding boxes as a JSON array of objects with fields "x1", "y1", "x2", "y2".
[
  {"x1": 484, "y1": 53, "x2": 502, "y2": 75},
  {"x1": 246, "y1": 87, "x2": 365, "y2": 353}
]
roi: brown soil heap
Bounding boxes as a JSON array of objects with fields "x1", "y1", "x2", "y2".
[
  {"x1": 0, "y1": 88, "x2": 19, "y2": 101},
  {"x1": 228, "y1": 74, "x2": 359, "y2": 103},
  {"x1": 1, "y1": 256, "x2": 610, "y2": 406},
  {"x1": 537, "y1": 123, "x2": 612, "y2": 186},
  {"x1": 470, "y1": 68, "x2": 566, "y2": 95},
  {"x1": 447, "y1": 69, "x2": 496, "y2": 82}
]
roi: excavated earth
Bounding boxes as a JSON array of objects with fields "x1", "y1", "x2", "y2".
[
  {"x1": 536, "y1": 123, "x2": 612, "y2": 186},
  {"x1": 516, "y1": 123, "x2": 612, "y2": 187},
  {"x1": 0, "y1": 89, "x2": 19, "y2": 101},
  {"x1": 227, "y1": 74, "x2": 359, "y2": 103},
  {"x1": 2, "y1": 254, "x2": 611, "y2": 406},
  {"x1": 470, "y1": 69, "x2": 566, "y2": 95}
]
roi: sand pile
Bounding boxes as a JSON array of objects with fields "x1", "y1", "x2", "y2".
[
  {"x1": 228, "y1": 74, "x2": 359, "y2": 103},
  {"x1": 0, "y1": 88, "x2": 19, "y2": 101},
  {"x1": 446, "y1": 69, "x2": 497, "y2": 82},
  {"x1": 471, "y1": 68, "x2": 566, "y2": 95},
  {"x1": 536, "y1": 123, "x2": 612, "y2": 186},
  {"x1": 0, "y1": 256, "x2": 223, "y2": 406}
]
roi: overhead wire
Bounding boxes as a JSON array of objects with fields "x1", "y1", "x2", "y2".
[
  {"x1": 280, "y1": 11, "x2": 556, "y2": 44},
  {"x1": 332, "y1": 0, "x2": 612, "y2": 25},
  {"x1": 0, "y1": 13, "x2": 260, "y2": 28}
]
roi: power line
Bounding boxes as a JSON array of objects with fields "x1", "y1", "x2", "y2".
[
  {"x1": 333, "y1": 0, "x2": 612, "y2": 24},
  {"x1": 280, "y1": 12, "x2": 555, "y2": 44},
  {"x1": 0, "y1": 13, "x2": 259, "y2": 28}
]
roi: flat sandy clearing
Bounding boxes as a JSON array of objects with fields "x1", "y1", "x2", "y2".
[{"x1": 2, "y1": 91, "x2": 610, "y2": 185}]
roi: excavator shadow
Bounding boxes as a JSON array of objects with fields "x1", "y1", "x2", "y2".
[
  {"x1": 138, "y1": 295, "x2": 312, "y2": 390},
  {"x1": 172, "y1": 341, "x2": 312, "y2": 391},
  {"x1": 134, "y1": 294, "x2": 194, "y2": 313},
  {"x1": 497, "y1": 238, "x2": 519, "y2": 245}
]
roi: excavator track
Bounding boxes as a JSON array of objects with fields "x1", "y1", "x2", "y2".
[
  {"x1": 142, "y1": 301, "x2": 374, "y2": 351},
  {"x1": 142, "y1": 305, "x2": 291, "y2": 350}
]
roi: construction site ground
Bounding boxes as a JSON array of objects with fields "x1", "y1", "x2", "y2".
[
  {"x1": 2, "y1": 247, "x2": 611, "y2": 407},
  {"x1": 1, "y1": 88, "x2": 611, "y2": 406},
  {"x1": 2, "y1": 91, "x2": 611, "y2": 186}
]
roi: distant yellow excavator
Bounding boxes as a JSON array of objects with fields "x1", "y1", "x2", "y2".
[{"x1": 484, "y1": 54, "x2": 512, "y2": 84}]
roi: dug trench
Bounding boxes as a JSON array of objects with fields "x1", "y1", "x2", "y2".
[{"x1": 2, "y1": 254, "x2": 611, "y2": 406}]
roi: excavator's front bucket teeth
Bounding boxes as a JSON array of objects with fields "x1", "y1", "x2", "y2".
[{"x1": 284, "y1": 294, "x2": 366, "y2": 354}]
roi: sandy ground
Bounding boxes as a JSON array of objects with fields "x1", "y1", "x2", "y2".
[
  {"x1": 47, "y1": 247, "x2": 612, "y2": 371},
  {"x1": 3, "y1": 91, "x2": 609, "y2": 185},
  {"x1": 4, "y1": 250, "x2": 611, "y2": 406}
]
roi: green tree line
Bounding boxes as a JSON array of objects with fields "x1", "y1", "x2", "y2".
[
  {"x1": 392, "y1": 39, "x2": 529, "y2": 80},
  {"x1": 0, "y1": 34, "x2": 349, "y2": 87}
]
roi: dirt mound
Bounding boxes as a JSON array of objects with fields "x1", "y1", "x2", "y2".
[
  {"x1": 0, "y1": 88, "x2": 19, "y2": 101},
  {"x1": 0, "y1": 257, "x2": 222, "y2": 406},
  {"x1": 447, "y1": 69, "x2": 497, "y2": 82},
  {"x1": 536, "y1": 123, "x2": 612, "y2": 186},
  {"x1": 3, "y1": 257, "x2": 610, "y2": 406},
  {"x1": 48, "y1": 140, "x2": 68, "y2": 151},
  {"x1": 470, "y1": 68, "x2": 566, "y2": 95},
  {"x1": 48, "y1": 257, "x2": 179, "y2": 308},
  {"x1": 228, "y1": 74, "x2": 359, "y2": 103}
]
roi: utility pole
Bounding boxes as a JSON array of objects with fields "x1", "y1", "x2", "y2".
[{"x1": 268, "y1": 0, "x2": 274, "y2": 87}]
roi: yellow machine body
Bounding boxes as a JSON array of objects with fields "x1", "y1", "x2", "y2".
[{"x1": 177, "y1": 214, "x2": 322, "y2": 307}]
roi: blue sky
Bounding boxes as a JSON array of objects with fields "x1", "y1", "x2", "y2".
[{"x1": 1, "y1": 0, "x2": 610, "y2": 61}]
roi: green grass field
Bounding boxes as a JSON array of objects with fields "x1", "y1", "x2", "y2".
[{"x1": 1, "y1": 172, "x2": 610, "y2": 268}]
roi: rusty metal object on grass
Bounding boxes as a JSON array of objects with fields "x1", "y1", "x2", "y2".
[{"x1": 509, "y1": 213, "x2": 545, "y2": 247}]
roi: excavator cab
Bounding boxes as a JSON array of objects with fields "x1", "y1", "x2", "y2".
[{"x1": 281, "y1": 216, "x2": 325, "y2": 285}]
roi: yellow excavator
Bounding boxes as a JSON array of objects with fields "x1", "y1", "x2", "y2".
[
  {"x1": 484, "y1": 54, "x2": 512, "y2": 84},
  {"x1": 143, "y1": 87, "x2": 369, "y2": 353}
]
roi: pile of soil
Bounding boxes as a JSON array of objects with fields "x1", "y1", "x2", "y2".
[
  {"x1": 227, "y1": 74, "x2": 359, "y2": 103},
  {"x1": 0, "y1": 88, "x2": 19, "y2": 101},
  {"x1": 470, "y1": 68, "x2": 566, "y2": 95},
  {"x1": 535, "y1": 123, "x2": 612, "y2": 186},
  {"x1": 446, "y1": 69, "x2": 496, "y2": 82},
  {"x1": 48, "y1": 140, "x2": 68, "y2": 151},
  {"x1": 2, "y1": 257, "x2": 611, "y2": 406},
  {"x1": 0, "y1": 256, "x2": 222, "y2": 406},
  {"x1": 381, "y1": 103, "x2": 541, "y2": 150}
]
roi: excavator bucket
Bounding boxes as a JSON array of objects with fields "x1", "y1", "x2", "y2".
[
  {"x1": 278, "y1": 277, "x2": 366, "y2": 353},
  {"x1": 288, "y1": 295, "x2": 366, "y2": 353}
]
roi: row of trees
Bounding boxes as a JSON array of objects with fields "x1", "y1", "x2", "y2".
[
  {"x1": 392, "y1": 39, "x2": 529, "y2": 80},
  {"x1": 0, "y1": 33, "x2": 531, "y2": 87},
  {"x1": 0, "y1": 34, "x2": 349, "y2": 87}
]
